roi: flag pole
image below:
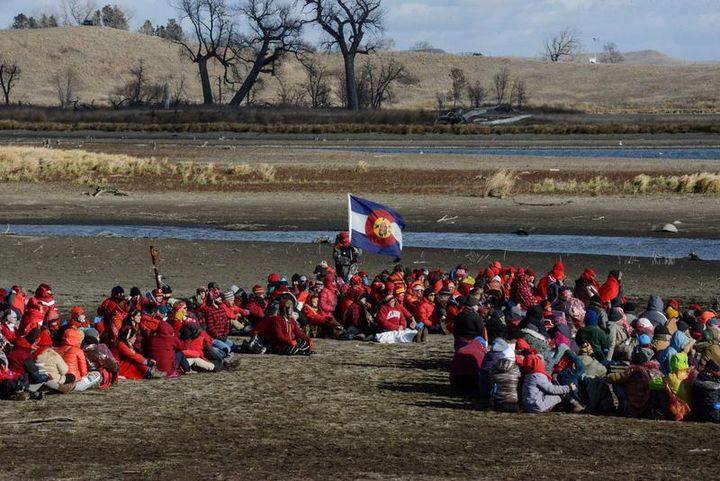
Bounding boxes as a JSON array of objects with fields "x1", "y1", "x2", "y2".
[{"x1": 347, "y1": 192, "x2": 352, "y2": 243}]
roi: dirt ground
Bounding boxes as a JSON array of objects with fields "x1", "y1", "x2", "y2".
[
  {"x1": 0, "y1": 238, "x2": 719, "y2": 480},
  {"x1": 1, "y1": 132, "x2": 720, "y2": 479}
]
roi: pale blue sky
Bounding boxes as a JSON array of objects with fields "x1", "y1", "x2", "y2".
[{"x1": 2, "y1": 0, "x2": 719, "y2": 60}]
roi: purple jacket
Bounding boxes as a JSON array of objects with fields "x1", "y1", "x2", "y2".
[{"x1": 521, "y1": 373, "x2": 570, "y2": 413}]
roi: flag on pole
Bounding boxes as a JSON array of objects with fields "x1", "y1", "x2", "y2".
[{"x1": 348, "y1": 194, "x2": 405, "y2": 259}]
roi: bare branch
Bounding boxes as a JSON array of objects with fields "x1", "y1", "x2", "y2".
[{"x1": 544, "y1": 27, "x2": 581, "y2": 62}]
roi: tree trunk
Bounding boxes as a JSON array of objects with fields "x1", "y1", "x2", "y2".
[
  {"x1": 343, "y1": 54, "x2": 359, "y2": 111},
  {"x1": 3, "y1": 90, "x2": 9, "y2": 105},
  {"x1": 197, "y1": 57, "x2": 214, "y2": 105},
  {"x1": 228, "y1": 59, "x2": 265, "y2": 107}
]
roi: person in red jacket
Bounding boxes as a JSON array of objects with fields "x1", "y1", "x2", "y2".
[
  {"x1": 7, "y1": 329, "x2": 49, "y2": 395},
  {"x1": 535, "y1": 261, "x2": 565, "y2": 302},
  {"x1": 178, "y1": 322, "x2": 216, "y2": 372},
  {"x1": 146, "y1": 320, "x2": 184, "y2": 377},
  {"x1": 252, "y1": 300, "x2": 314, "y2": 355},
  {"x1": 375, "y1": 295, "x2": 424, "y2": 343},
  {"x1": 376, "y1": 294, "x2": 416, "y2": 332},
  {"x1": 599, "y1": 270, "x2": 625, "y2": 309},
  {"x1": 59, "y1": 328, "x2": 101, "y2": 391},
  {"x1": 318, "y1": 274, "x2": 338, "y2": 320},
  {"x1": 302, "y1": 294, "x2": 344, "y2": 338},
  {"x1": 1, "y1": 309, "x2": 18, "y2": 346},
  {"x1": 415, "y1": 289, "x2": 438, "y2": 331},
  {"x1": 97, "y1": 286, "x2": 130, "y2": 327},
  {"x1": 113, "y1": 326, "x2": 156, "y2": 380},
  {"x1": 243, "y1": 285, "x2": 267, "y2": 326},
  {"x1": 18, "y1": 283, "x2": 56, "y2": 335}
]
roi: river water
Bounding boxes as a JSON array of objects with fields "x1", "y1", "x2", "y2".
[
  {"x1": 5, "y1": 224, "x2": 719, "y2": 260},
  {"x1": 325, "y1": 146, "x2": 720, "y2": 160}
]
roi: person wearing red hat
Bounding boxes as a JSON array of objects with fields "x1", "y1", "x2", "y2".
[
  {"x1": 333, "y1": 231, "x2": 361, "y2": 281},
  {"x1": 573, "y1": 268, "x2": 600, "y2": 307},
  {"x1": 535, "y1": 261, "x2": 565, "y2": 302},
  {"x1": 243, "y1": 285, "x2": 267, "y2": 327},
  {"x1": 18, "y1": 283, "x2": 56, "y2": 336}
]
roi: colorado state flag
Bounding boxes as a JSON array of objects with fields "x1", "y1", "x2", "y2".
[{"x1": 348, "y1": 194, "x2": 406, "y2": 259}]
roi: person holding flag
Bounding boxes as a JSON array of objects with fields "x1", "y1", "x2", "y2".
[
  {"x1": 347, "y1": 194, "x2": 406, "y2": 262},
  {"x1": 333, "y1": 231, "x2": 361, "y2": 281}
]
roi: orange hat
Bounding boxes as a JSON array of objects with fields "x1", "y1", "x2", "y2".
[
  {"x1": 394, "y1": 285, "x2": 406, "y2": 295},
  {"x1": 699, "y1": 311, "x2": 717, "y2": 324},
  {"x1": 410, "y1": 281, "x2": 424, "y2": 292}
]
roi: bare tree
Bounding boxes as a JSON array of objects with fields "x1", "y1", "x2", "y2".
[
  {"x1": 299, "y1": 56, "x2": 332, "y2": 108},
  {"x1": 510, "y1": 78, "x2": 528, "y2": 109},
  {"x1": 226, "y1": 0, "x2": 305, "y2": 107},
  {"x1": 466, "y1": 80, "x2": 486, "y2": 108},
  {"x1": 171, "y1": 0, "x2": 235, "y2": 104},
  {"x1": 360, "y1": 56, "x2": 411, "y2": 109},
  {"x1": 304, "y1": 0, "x2": 384, "y2": 111},
  {"x1": 53, "y1": 67, "x2": 82, "y2": 109},
  {"x1": 600, "y1": 42, "x2": 624, "y2": 64},
  {"x1": 110, "y1": 59, "x2": 164, "y2": 107},
  {"x1": 434, "y1": 91, "x2": 448, "y2": 111},
  {"x1": 448, "y1": 67, "x2": 466, "y2": 107},
  {"x1": 493, "y1": 67, "x2": 510, "y2": 104},
  {"x1": 544, "y1": 27, "x2": 581, "y2": 62},
  {"x1": 409, "y1": 40, "x2": 433, "y2": 52},
  {"x1": 60, "y1": 0, "x2": 97, "y2": 25},
  {"x1": 275, "y1": 74, "x2": 306, "y2": 106},
  {"x1": 0, "y1": 58, "x2": 21, "y2": 105}
]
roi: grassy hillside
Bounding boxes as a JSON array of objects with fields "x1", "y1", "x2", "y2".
[{"x1": 0, "y1": 26, "x2": 719, "y2": 112}]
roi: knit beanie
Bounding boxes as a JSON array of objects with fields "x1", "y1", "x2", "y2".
[{"x1": 654, "y1": 324, "x2": 671, "y2": 339}]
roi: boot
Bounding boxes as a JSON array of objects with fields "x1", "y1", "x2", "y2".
[
  {"x1": 420, "y1": 327, "x2": 429, "y2": 343},
  {"x1": 57, "y1": 382, "x2": 76, "y2": 394}
]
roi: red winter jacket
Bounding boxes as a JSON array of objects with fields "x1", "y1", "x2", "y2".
[
  {"x1": 376, "y1": 304, "x2": 412, "y2": 332},
  {"x1": 113, "y1": 338, "x2": 149, "y2": 380},
  {"x1": 19, "y1": 296, "x2": 54, "y2": 335},
  {"x1": 414, "y1": 298, "x2": 437, "y2": 327},
  {"x1": 146, "y1": 321, "x2": 181, "y2": 374},
  {"x1": 302, "y1": 304, "x2": 333, "y2": 326},
  {"x1": 1, "y1": 324, "x2": 17, "y2": 345},
  {"x1": 319, "y1": 286, "x2": 337, "y2": 318},
  {"x1": 243, "y1": 299, "x2": 266, "y2": 324},
  {"x1": 599, "y1": 274, "x2": 622, "y2": 308},
  {"x1": 98, "y1": 298, "x2": 130, "y2": 324},
  {"x1": 7, "y1": 337, "x2": 34, "y2": 375},
  {"x1": 253, "y1": 315, "x2": 310, "y2": 348},
  {"x1": 59, "y1": 329, "x2": 88, "y2": 380}
]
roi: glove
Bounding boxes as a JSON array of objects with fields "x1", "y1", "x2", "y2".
[
  {"x1": 309, "y1": 339, "x2": 315, "y2": 350},
  {"x1": 289, "y1": 340, "x2": 297, "y2": 347}
]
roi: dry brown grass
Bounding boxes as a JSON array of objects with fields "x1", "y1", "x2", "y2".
[
  {"x1": 482, "y1": 170, "x2": 517, "y2": 198},
  {"x1": 0, "y1": 146, "x2": 277, "y2": 185},
  {"x1": 0, "y1": 27, "x2": 719, "y2": 112}
]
